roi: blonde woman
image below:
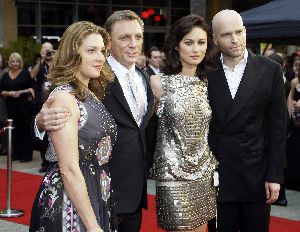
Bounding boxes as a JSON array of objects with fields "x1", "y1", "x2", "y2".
[
  {"x1": 30, "y1": 21, "x2": 117, "y2": 232},
  {"x1": 0, "y1": 52, "x2": 34, "y2": 162}
]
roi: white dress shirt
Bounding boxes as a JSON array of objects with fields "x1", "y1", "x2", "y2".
[
  {"x1": 107, "y1": 56, "x2": 148, "y2": 125},
  {"x1": 221, "y1": 50, "x2": 248, "y2": 99},
  {"x1": 149, "y1": 64, "x2": 160, "y2": 75}
]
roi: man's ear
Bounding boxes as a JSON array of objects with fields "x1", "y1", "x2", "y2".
[
  {"x1": 212, "y1": 34, "x2": 218, "y2": 46},
  {"x1": 175, "y1": 46, "x2": 178, "y2": 51}
]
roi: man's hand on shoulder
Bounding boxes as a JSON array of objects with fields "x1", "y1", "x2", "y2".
[{"x1": 36, "y1": 96, "x2": 70, "y2": 131}]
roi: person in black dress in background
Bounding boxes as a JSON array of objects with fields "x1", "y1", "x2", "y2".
[
  {"x1": 30, "y1": 21, "x2": 117, "y2": 232},
  {"x1": 286, "y1": 63, "x2": 300, "y2": 191},
  {"x1": 0, "y1": 52, "x2": 34, "y2": 162},
  {"x1": 267, "y1": 52, "x2": 290, "y2": 206}
]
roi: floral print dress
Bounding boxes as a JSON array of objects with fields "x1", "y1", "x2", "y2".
[{"x1": 30, "y1": 85, "x2": 118, "y2": 232}]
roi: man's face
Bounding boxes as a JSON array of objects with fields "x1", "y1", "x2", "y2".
[
  {"x1": 213, "y1": 15, "x2": 246, "y2": 61},
  {"x1": 149, "y1": 50, "x2": 162, "y2": 69},
  {"x1": 293, "y1": 56, "x2": 300, "y2": 75},
  {"x1": 109, "y1": 20, "x2": 143, "y2": 69},
  {"x1": 41, "y1": 42, "x2": 54, "y2": 61}
]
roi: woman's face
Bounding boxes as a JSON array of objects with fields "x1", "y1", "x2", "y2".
[
  {"x1": 9, "y1": 57, "x2": 21, "y2": 70},
  {"x1": 293, "y1": 56, "x2": 300, "y2": 76},
  {"x1": 177, "y1": 26, "x2": 207, "y2": 69},
  {"x1": 77, "y1": 33, "x2": 106, "y2": 84}
]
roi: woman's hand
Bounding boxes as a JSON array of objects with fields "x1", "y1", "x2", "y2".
[{"x1": 10, "y1": 91, "x2": 21, "y2": 98}]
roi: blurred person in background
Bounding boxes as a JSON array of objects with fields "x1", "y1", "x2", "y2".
[
  {"x1": 136, "y1": 53, "x2": 147, "y2": 70},
  {"x1": 145, "y1": 46, "x2": 161, "y2": 76},
  {"x1": 284, "y1": 54, "x2": 296, "y2": 82},
  {"x1": 28, "y1": 53, "x2": 42, "y2": 72},
  {"x1": 292, "y1": 51, "x2": 300, "y2": 78},
  {"x1": 30, "y1": 41, "x2": 55, "y2": 113},
  {"x1": 0, "y1": 52, "x2": 8, "y2": 80},
  {"x1": 145, "y1": 46, "x2": 162, "y2": 178},
  {"x1": 268, "y1": 52, "x2": 290, "y2": 206},
  {"x1": 30, "y1": 42, "x2": 55, "y2": 172},
  {"x1": 286, "y1": 63, "x2": 300, "y2": 191},
  {"x1": 0, "y1": 52, "x2": 34, "y2": 162},
  {"x1": 0, "y1": 52, "x2": 8, "y2": 155}
]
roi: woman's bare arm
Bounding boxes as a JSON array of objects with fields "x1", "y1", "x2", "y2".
[{"x1": 50, "y1": 91, "x2": 102, "y2": 232}]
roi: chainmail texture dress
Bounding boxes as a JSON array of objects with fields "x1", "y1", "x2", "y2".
[
  {"x1": 30, "y1": 85, "x2": 118, "y2": 232},
  {"x1": 153, "y1": 74, "x2": 218, "y2": 231}
]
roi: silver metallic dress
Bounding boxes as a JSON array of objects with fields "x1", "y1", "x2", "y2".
[{"x1": 153, "y1": 74, "x2": 218, "y2": 231}]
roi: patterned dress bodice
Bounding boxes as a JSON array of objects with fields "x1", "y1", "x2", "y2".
[
  {"x1": 46, "y1": 85, "x2": 117, "y2": 168},
  {"x1": 153, "y1": 74, "x2": 218, "y2": 181}
]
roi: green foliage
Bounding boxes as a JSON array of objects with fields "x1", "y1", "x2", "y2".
[{"x1": 1, "y1": 37, "x2": 41, "y2": 68}]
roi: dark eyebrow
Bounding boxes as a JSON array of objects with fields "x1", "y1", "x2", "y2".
[{"x1": 220, "y1": 32, "x2": 231, "y2": 36}]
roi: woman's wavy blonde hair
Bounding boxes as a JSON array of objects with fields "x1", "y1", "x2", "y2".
[{"x1": 47, "y1": 21, "x2": 113, "y2": 101}]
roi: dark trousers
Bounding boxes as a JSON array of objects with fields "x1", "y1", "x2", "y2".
[
  {"x1": 117, "y1": 207, "x2": 142, "y2": 232},
  {"x1": 217, "y1": 201, "x2": 270, "y2": 232}
]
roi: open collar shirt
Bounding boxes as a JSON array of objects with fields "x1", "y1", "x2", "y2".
[{"x1": 221, "y1": 49, "x2": 248, "y2": 99}]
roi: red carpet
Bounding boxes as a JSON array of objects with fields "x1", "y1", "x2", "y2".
[{"x1": 1, "y1": 169, "x2": 300, "y2": 231}]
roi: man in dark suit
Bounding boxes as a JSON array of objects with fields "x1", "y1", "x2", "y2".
[
  {"x1": 144, "y1": 46, "x2": 161, "y2": 177},
  {"x1": 208, "y1": 10, "x2": 286, "y2": 232},
  {"x1": 145, "y1": 46, "x2": 161, "y2": 77},
  {"x1": 35, "y1": 10, "x2": 153, "y2": 232},
  {"x1": 103, "y1": 10, "x2": 154, "y2": 231}
]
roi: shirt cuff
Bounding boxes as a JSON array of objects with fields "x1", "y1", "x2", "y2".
[{"x1": 34, "y1": 115, "x2": 45, "y2": 140}]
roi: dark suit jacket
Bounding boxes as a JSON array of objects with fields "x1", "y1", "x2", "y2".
[
  {"x1": 103, "y1": 65, "x2": 154, "y2": 214},
  {"x1": 145, "y1": 66, "x2": 156, "y2": 77},
  {"x1": 208, "y1": 51, "x2": 287, "y2": 203},
  {"x1": 144, "y1": 65, "x2": 158, "y2": 170}
]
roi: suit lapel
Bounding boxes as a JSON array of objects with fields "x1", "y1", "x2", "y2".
[
  {"x1": 108, "y1": 71, "x2": 135, "y2": 120},
  {"x1": 209, "y1": 58, "x2": 232, "y2": 111},
  {"x1": 224, "y1": 52, "x2": 261, "y2": 125},
  {"x1": 137, "y1": 66, "x2": 154, "y2": 128}
]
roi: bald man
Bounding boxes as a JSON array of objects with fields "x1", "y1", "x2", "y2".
[{"x1": 207, "y1": 10, "x2": 287, "y2": 232}]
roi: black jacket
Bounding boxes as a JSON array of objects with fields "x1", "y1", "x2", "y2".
[{"x1": 208, "y1": 52, "x2": 287, "y2": 202}]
